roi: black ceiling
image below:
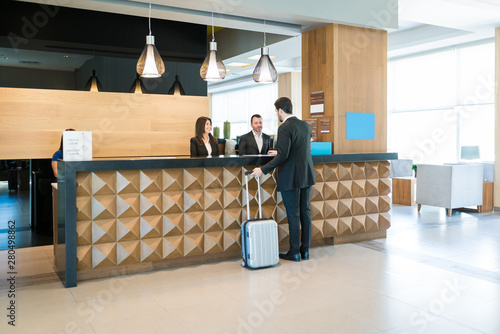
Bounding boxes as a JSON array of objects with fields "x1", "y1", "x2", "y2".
[{"x1": 0, "y1": 0, "x2": 207, "y2": 62}]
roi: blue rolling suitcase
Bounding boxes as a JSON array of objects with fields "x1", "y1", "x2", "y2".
[{"x1": 241, "y1": 171, "x2": 279, "y2": 269}]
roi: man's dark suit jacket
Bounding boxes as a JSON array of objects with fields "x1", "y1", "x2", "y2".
[
  {"x1": 261, "y1": 116, "x2": 315, "y2": 192},
  {"x1": 238, "y1": 131, "x2": 271, "y2": 155},
  {"x1": 190, "y1": 137, "x2": 220, "y2": 157}
]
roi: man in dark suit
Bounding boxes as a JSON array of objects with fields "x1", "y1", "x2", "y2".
[
  {"x1": 238, "y1": 114, "x2": 272, "y2": 155},
  {"x1": 251, "y1": 97, "x2": 315, "y2": 262}
]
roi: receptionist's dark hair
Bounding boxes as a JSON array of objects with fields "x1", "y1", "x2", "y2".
[
  {"x1": 58, "y1": 128, "x2": 76, "y2": 151},
  {"x1": 195, "y1": 117, "x2": 216, "y2": 145},
  {"x1": 274, "y1": 97, "x2": 293, "y2": 114}
]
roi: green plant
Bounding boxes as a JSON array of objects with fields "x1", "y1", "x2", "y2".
[{"x1": 412, "y1": 164, "x2": 417, "y2": 171}]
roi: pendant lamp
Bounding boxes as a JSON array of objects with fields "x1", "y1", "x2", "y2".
[
  {"x1": 129, "y1": 74, "x2": 147, "y2": 94},
  {"x1": 84, "y1": 69, "x2": 103, "y2": 92},
  {"x1": 253, "y1": 21, "x2": 277, "y2": 84},
  {"x1": 200, "y1": 13, "x2": 226, "y2": 81},
  {"x1": 167, "y1": 74, "x2": 186, "y2": 95},
  {"x1": 136, "y1": 3, "x2": 165, "y2": 78}
]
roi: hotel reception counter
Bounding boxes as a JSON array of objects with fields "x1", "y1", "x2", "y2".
[{"x1": 56, "y1": 153, "x2": 397, "y2": 287}]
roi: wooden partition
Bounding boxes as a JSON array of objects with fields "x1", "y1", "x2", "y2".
[
  {"x1": 0, "y1": 87, "x2": 208, "y2": 159},
  {"x1": 302, "y1": 24, "x2": 387, "y2": 154}
]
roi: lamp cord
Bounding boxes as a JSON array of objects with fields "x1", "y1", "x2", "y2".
[
  {"x1": 148, "y1": 3, "x2": 152, "y2": 35},
  {"x1": 211, "y1": 12, "x2": 215, "y2": 42},
  {"x1": 263, "y1": 20, "x2": 267, "y2": 47}
]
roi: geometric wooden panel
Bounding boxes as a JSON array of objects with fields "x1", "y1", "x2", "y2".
[
  {"x1": 116, "y1": 217, "x2": 140, "y2": 241},
  {"x1": 117, "y1": 240, "x2": 140, "y2": 265},
  {"x1": 92, "y1": 219, "x2": 116, "y2": 244},
  {"x1": 314, "y1": 165, "x2": 324, "y2": 183},
  {"x1": 140, "y1": 238, "x2": 162, "y2": 262},
  {"x1": 162, "y1": 191, "x2": 184, "y2": 214},
  {"x1": 163, "y1": 213, "x2": 184, "y2": 236},
  {"x1": 323, "y1": 182, "x2": 339, "y2": 200},
  {"x1": 92, "y1": 195, "x2": 116, "y2": 220},
  {"x1": 351, "y1": 163, "x2": 366, "y2": 180},
  {"x1": 223, "y1": 229, "x2": 241, "y2": 251},
  {"x1": 75, "y1": 161, "x2": 392, "y2": 272},
  {"x1": 379, "y1": 195, "x2": 391, "y2": 213},
  {"x1": 378, "y1": 161, "x2": 391, "y2": 179},
  {"x1": 351, "y1": 180, "x2": 366, "y2": 198},
  {"x1": 338, "y1": 163, "x2": 352, "y2": 181},
  {"x1": 77, "y1": 245, "x2": 92, "y2": 270},
  {"x1": 184, "y1": 233, "x2": 203, "y2": 257},
  {"x1": 77, "y1": 196, "x2": 92, "y2": 221},
  {"x1": 140, "y1": 216, "x2": 162, "y2": 239},
  {"x1": 116, "y1": 193, "x2": 140, "y2": 218},
  {"x1": 365, "y1": 162, "x2": 379, "y2": 179},
  {"x1": 77, "y1": 172, "x2": 92, "y2": 197},
  {"x1": 162, "y1": 169, "x2": 183, "y2": 192},
  {"x1": 365, "y1": 179, "x2": 379, "y2": 197},
  {"x1": 184, "y1": 168, "x2": 203, "y2": 191},
  {"x1": 116, "y1": 170, "x2": 140, "y2": 194},
  {"x1": 163, "y1": 236, "x2": 184, "y2": 259},
  {"x1": 77, "y1": 221, "x2": 92, "y2": 246},
  {"x1": 140, "y1": 169, "x2": 161, "y2": 193},
  {"x1": 378, "y1": 178, "x2": 391, "y2": 195},
  {"x1": 338, "y1": 181, "x2": 352, "y2": 199},
  {"x1": 310, "y1": 183, "x2": 324, "y2": 202},
  {"x1": 92, "y1": 243, "x2": 117, "y2": 269},
  {"x1": 204, "y1": 188, "x2": 223, "y2": 211},
  {"x1": 92, "y1": 171, "x2": 116, "y2": 196},
  {"x1": 204, "y1": 232, "x2": 223, "y2": 254},
  {"x1": 223, "y1": 166, "x2": 241, "y2": 188},
  {"x1": 323, "y1": 164, "x2": 338, "y2": 182},
  {"x1": 365, "y1": 196, "x2": 379, "y2": 214},
  {"x1": 204, "y1": 167, "x2": 224, "y2": 189}
]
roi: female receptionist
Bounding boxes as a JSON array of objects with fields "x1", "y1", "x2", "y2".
[{"x1": 190, "y1": 116, "x2": 220, "y2": 157}]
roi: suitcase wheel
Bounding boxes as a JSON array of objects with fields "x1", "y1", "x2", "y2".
[{"x1": 241, "y1": 260, "x2": 246, "y2": 267}]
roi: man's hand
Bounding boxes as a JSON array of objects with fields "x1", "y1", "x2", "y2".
[
  {"x1": 251, "y1": 167, "x2": 263, "y2": 178},
  {"x1": 267, "y1": 150, "x2": 277, "y2": 156}
]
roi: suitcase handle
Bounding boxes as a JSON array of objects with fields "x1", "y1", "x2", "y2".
[{"x1": 245, "y1": 171, "x2": 262, "y2": 221}]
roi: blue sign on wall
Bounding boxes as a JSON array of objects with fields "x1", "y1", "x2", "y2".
[{"x1": 346, "y1": 112, "x2": 375, "y2": 139}]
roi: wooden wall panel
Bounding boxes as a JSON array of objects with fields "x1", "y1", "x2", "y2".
[
  {"x1": 302, "y1": 24, "x2": 387, "y2": 154},
  {"x1": 335, "y1": 25, "x2": 387, "y2": 154},
  {"x1": 495, "y1": 27, "x2": 500, "y2": 208},
  {"x1": 0, "y1": 88, "x2": 208, "y2": 159}
]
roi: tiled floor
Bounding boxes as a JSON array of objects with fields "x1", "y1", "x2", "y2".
[
  {"x1": 1, "y1": 205, "x2": 500, "y2": 334},
  {"x1": 0, "y1": 181, "x2": 53, "y2": 250}
]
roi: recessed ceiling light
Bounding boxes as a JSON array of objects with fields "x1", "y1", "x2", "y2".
[
  {"x1": 247, "y1": 55, "x2": 277, "y2": 61},
  {"x1": 63, "y1": 55, "x2": 69, "y2": 58},
  {"x1": 226, "y1": 62, "x2": 253, "y2": 68}
]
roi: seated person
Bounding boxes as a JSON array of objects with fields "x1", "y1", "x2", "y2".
[
  {"x1": 52, "y1": 128, "x2": 75, "y2": 178},
  {"x1": 190, "y1": 117, "x2": 219, "y2": 157},
  {"x1": 238, "y1": 114, "x2": 273, "y2": 155}
]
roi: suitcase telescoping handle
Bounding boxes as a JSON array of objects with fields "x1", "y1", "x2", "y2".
[{"x1": 244, "y1": 171, "x2": 262, "y2": 221}]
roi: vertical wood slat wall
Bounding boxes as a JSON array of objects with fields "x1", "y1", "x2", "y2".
[
  {"x1": 0, "y1": 87, "x2": 208, "y2": 159},
  {"x1": 302, "y1": 24, "x2": 388, "y2": 154}
]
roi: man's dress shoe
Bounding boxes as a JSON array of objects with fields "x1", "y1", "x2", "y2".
[
  {"x1": 279, "y1": 252, "x2": 301, "y2": 262},
  {"x1": 300, "y1": 251, "x2": 310, "y2": 260}
]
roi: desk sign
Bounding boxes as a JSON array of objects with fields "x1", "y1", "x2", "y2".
[
  {"x1": 63, "y1": 131, "x2": 92, "y2": 160},
  {"x1": 310, "y1": 91, "x2": 324, "y2": 117}
]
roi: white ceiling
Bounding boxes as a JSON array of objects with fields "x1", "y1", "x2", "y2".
[{"x1": 4, "y1": 0, "x2": 500, "y2": 90}]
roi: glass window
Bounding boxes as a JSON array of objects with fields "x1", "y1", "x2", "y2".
[
  {"x1": 210, "y1": 83, "x2": 278, "y2": 139},
  {"x1": 393, "y1": 50, "x2": 455, "y2": 112},
  {"x1": 457, "y1": 43, "x2": 495, "y2": 105},
  {"x1": 458, "y1": 104, "x2": 494, "y2": 162},
  {"x1": 391, "y1": 109, "x2": 456, "y2": 164}
]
